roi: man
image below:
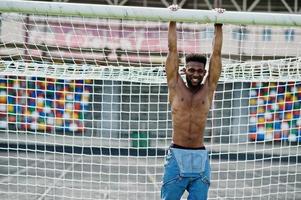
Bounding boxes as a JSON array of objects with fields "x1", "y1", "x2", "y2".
[{"x1": 161, "y1": 5, "x2": 224, "y2": 200}]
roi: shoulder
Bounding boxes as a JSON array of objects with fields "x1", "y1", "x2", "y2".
[
  {"x1": 168, "y1": 76, "x2": 187, "y2": 102},
  {"x1": 202, "y1": 81, "x2": 215, "y2": 96}
]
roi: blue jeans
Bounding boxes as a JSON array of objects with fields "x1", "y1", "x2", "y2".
[{"x1": 161, "y1": 147, "x2": 211, "y2": 200}]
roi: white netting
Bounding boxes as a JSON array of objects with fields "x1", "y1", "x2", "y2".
[{"x1": 0, "y1": 5, "x2": 300, "y2": 200}]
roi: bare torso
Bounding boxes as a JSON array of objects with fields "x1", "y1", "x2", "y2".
[
  {"x1": 166, "y1": 21, "x2": 222, "y2": 148},
  {"x1": 170, "y1": 79, "x2": 213, "y2": 148}
]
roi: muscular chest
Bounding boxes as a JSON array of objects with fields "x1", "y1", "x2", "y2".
[
  {"x1": 173, "y1": 94, "x2": 209, "y2": 110},
  {"x1": 171, "y1": 86, "x2": 211, "y2": 114}
]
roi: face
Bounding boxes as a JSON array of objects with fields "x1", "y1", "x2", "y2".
[{"x1": 184, "y1": 61, "x2": 206, "y2": 88}]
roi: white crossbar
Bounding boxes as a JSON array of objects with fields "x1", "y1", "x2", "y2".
[{"x1": 0, "y1": 0, "x2": 301, "y2": 26}]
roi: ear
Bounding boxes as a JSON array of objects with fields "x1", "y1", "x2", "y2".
[{"x1": 181, "y1": 68, "x2": 186, "y2": 75}]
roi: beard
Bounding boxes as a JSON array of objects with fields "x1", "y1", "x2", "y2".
[{"x1": 186, "y1": 77, "x2": 203, "y2": 89}]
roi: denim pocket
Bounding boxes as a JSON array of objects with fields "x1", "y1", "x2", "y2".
[
  {"x1": 162, "y1": 150, "x2": 181, "y2": 185},
  {"x1": 163, "y1": 150, "x2": 172, "y2": 167},
  {"x1": 171, "y1": 148, "x2": 208, "y2": 178},
  {"x1": 201, "y1": 175, "x2": 210, "y2": 186}
]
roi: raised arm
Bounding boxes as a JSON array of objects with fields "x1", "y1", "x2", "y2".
[
  {"x1": 165, "y1": 21, "x2": 180, "y2": 102},
  {"x1": 208, "y1": 23, "x2": 223, "y2": 91}
]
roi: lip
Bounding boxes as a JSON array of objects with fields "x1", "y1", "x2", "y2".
[{"x1": 191, "y1": 78, "x2": 201, "y2": 85}]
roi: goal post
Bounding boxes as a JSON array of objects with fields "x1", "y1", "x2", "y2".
[
  {"x1": 1, "y1": 0, "x2": 301, "y2": 25},
  {"x1": 0, "y1": 1, "x2": 300, "y2": 200}
]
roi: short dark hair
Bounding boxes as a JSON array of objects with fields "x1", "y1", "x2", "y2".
[{"x1": 185, "y1": 54, "x2": 207, "y2": 66}]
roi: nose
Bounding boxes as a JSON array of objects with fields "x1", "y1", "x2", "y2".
[{"x1": 193, "y1": 71, "x2": 201, "y2": 77}]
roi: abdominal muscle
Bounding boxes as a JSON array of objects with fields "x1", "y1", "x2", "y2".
[{"x1": 171, "y1": 100, "x2": 210, "y2": 148}]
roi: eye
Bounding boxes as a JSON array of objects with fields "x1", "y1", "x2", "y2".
[
  {"x1": 198, "y1": 69, "x2": 205, "y2": 74},
  {"x1": 188, "y1": 68, "x2": 195, "y2": 73}
]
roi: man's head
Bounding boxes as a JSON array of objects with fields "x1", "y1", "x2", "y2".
[{"x1": 183, "y1": 54, "x2": 207, "y2": 88}]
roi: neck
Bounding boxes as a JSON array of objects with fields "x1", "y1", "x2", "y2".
[{"x1": 188, "y1": 83, "x2": 204, "y2": 93}]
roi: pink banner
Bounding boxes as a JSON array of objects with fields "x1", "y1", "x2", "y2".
[{"x1": 28, "y1": 21, "x2": 201, "y2": 58}]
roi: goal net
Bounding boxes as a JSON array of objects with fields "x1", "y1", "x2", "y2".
[{"x1": 0, "y1": 1, "x2": 300, "y2": 199}]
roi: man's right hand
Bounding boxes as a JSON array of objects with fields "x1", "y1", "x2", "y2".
[
  {"x1": 168, "y1": 4, "x2": 180, "y2": 11},
  {"x1": 213, "y1": 8, "x2": 226, "y2": 14},
  {"x1": 212, "y1": 8, "x2": 225, "y2": 26}
]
